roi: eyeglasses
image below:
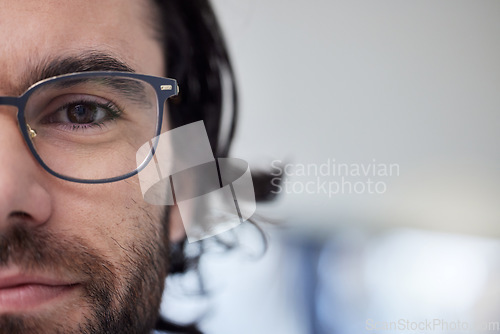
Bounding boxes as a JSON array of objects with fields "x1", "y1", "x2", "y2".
[{"x1": 0, "y1": 71, "x2": 178, "y2": 184}]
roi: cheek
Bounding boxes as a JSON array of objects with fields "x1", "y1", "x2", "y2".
[{"x1": 47, "y1": 176, "x2": 166, "y2": 265}]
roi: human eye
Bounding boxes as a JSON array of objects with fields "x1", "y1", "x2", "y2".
[{"x1": 40, "y1": 95, "x2": 122, "y2": 132}]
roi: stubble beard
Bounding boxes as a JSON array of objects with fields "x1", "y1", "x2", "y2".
[{"x1": 0, "y1": 209, "x2": 170, "y2": 334}]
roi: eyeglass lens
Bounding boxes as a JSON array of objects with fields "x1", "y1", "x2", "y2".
[{"x1": 23, "y1": 75, "x2": 160, "y2": 180}]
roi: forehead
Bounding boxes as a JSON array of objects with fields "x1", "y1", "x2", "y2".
[{"x1": 0, "y1": 0, "x2": 164, "y2": 94}]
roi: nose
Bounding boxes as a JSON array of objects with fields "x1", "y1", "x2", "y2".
[{"x1": 0, "y1": 110, "x2": 52, "y2": 230}]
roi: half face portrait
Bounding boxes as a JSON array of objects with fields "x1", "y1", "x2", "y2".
[{"x1": 0, "y1": 1, "x2": 235, "y2": 333}]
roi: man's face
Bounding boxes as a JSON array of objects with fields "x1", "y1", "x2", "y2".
[{"x1": 0, "y1": 0, "x2": 174, "y2": 333}]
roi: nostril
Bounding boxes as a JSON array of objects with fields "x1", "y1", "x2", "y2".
[
  {"x1": 9, "y1": 211, "x2": 32, "y2": 220},
  {"x1": 6, "y1": 212, "x2": 35, "y2": 227}
]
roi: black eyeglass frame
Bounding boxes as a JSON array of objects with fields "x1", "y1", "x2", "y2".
[{"x1": 0, "y1": 71, "x2": 179, "y2": 184}]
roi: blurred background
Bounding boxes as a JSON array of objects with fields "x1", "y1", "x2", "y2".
[{"x1": 161, "y1": 1, "x2": 500, "y2": 333}]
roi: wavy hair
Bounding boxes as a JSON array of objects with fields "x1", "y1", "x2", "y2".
[{"x1": 150, "y1": 1, "x2": 276, "y2": 332}]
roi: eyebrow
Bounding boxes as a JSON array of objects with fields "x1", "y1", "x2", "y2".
[
  {"x1": 46, "y1": 76, "x2": 152, "y2": 107},
  {"x1": 20, "y1": 51, "x2": 135, "y2": 94}
]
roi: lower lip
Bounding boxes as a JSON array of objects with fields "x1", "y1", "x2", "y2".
[{"x1": 0, "y1": 284, "x2": 78, "y2": 313}]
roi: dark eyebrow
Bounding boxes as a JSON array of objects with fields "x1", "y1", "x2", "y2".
[
  {"x1": 20, "y1": 51, "x2": 135, "y2": 94},
  {"x1": 46, "y1": 76, "x2": 151, "y2": 107}
]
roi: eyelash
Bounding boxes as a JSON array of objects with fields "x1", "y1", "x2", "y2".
[{"x1": 48, "y1": 99, "x2": 123, "y2": 131}]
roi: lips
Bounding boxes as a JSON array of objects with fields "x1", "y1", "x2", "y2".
[{"x1": 0, "y1": 272, "x2": 79, "y2": 313}]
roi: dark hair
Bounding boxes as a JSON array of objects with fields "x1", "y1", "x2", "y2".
[
  {"x1": 151, "y1": 1, "x2": 236, "y2": 333},
  {"x1": 155, "y1": 0, "x2": 237, "y2": 158},
  {"x1": 151, "y1": 1, "x2": 276, "y2": 332}
]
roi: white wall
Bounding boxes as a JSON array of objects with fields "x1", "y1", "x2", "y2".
[
  {"x1": 212, "y1": 0, "x2": 500, "y2": 237},
  {"x1": 161, "y1": 3, "x2": 500, "y2": 333}
]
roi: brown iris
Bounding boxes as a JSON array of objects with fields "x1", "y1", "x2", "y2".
[{"x1": 67, "y1": 103, "x2": 98, "y2": 124}]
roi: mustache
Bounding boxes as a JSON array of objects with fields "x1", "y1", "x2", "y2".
[
  {"x1": 0, "y1": 223, "x2": 117, "y2": 305},
  {"x1": 0, "y1": 214, "x2": 170, "y2": 333}
]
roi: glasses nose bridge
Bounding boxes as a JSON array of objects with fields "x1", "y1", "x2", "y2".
[
  {"x1": 0, "y1": 96, "x2": 20, "y2": 106},
  {"x1": 0, "y1": 96, "x2": 21, "y2": 117},
  {"x1": 0, "y1": 96, "x2": 29, "y2": 152},
  {"x1": 0, "y1": 96, "x2": 23, "y2": 131},
  {"x1": 0, "y1": 96, "x2": 22, "y2": 122}
]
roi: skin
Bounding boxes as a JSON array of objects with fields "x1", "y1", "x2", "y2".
[{"x1": 0, "y1": 0, "x2": 182, "y2": 332}]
